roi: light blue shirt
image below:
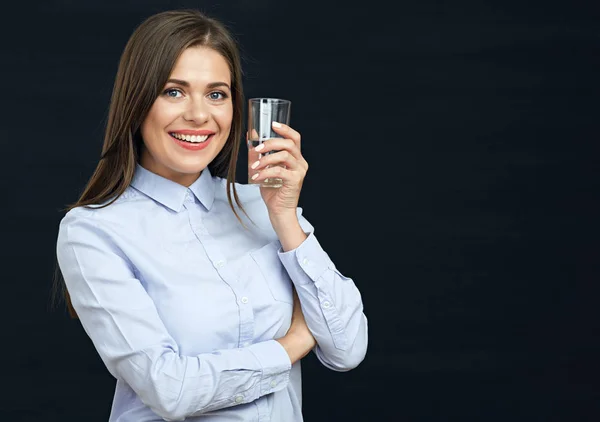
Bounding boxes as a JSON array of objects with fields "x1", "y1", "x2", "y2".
[{"x1": 56, "y1": 164, "x2": 368, "y2": 422}]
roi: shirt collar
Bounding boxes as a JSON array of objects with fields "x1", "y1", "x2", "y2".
[{"x1": 130, "y1": 163, "x2": 215, "y2": 212}]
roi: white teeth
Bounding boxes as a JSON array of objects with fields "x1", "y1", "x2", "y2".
[{"x1": 170, "y1": 133, "x2": 210, "y2": 143}]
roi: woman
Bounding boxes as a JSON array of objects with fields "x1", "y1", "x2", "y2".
[{"x1": 55, "y1": 9, "x2": 368, "y2": 422}]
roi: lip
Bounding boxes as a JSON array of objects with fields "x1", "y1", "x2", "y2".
[
  {"x1": 169, "y1": 133, "x2": 213, "y2": 151},
  {"x1": 169, "y1": 129, "x2": 215, "y2": 136}
]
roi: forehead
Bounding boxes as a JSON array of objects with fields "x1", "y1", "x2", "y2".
[{"x1": 169, "y1": 46, "x2": 231, "y2": 83}]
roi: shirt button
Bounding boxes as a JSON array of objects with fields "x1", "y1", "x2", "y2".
[
  {"x1": 302, "y1": 258, "x2": 309, "y2": 266},
  {"x1": 241, "y1": 297, "x2": 249, "y2": 304},
  {"x1": 215, "y1": 260, "x2": 226, "y2": 268},
  {"x1": 270, "y1": 380, "x2": 277, "y2": 388},
  {"x1": 234, "y1": 395, "x2": 243, "y2": 404},
  {"x1": 322, "y1": 301, "x2": 331, "y2": 309}
]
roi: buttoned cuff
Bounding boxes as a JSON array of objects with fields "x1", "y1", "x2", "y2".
[
  {"x1": 277, "y1": 231, "x2": 332, "y2": 285},
  {"x1": 247, "y1": 340, "x2": 291, "y2": 395}
]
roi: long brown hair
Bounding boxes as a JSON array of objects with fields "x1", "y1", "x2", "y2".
[{"x1": 52, "y1": 9, "x2": 249, "y2": 318}]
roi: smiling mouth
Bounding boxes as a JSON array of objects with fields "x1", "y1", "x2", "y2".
[{"x1": 169, "y1": 133, "x2": 211, "y2": 143}]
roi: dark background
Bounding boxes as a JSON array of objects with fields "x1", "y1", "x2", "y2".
[{"x1": 2, "y1": 0, "x2": 599, "y2": 420}]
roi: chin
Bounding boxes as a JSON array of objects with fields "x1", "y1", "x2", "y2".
[{"x1": 175, "y1": 163, "x2": 209, "y2": 175}]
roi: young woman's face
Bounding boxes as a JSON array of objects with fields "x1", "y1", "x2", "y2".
[{"x1": 140, "y1": 46, "x2": 233, "y2": 186}]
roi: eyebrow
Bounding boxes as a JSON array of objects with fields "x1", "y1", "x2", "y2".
[{"x1": 166, "y1": 79, "x2": 231, "y2": 90}]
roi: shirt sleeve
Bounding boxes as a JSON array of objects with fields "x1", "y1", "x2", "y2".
[
  {"x1": 276, "y1": 208, "x2": 368, "y2": 371},
  {"x1": 56, "y1": 210, "x2": 291, "y2": 421}
]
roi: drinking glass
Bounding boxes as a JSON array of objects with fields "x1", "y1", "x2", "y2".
[{"x1": 247, "y1": 98, "x2": 291, "y2": 188}]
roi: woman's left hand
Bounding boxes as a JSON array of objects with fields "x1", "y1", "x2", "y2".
[{"x1": 249, "y1": 122, "x2": 308, "y2": 219}]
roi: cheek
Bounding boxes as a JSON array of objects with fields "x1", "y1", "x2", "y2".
[
  {"x1": 145, "y1": 101, "x2": 181, "y2": 130},
  {"x1": 142, "y1": 105, "x2": 180, "y2": 142},
  {"x1": 215, "y1": 106, "x2": 234, "y2": 131}
]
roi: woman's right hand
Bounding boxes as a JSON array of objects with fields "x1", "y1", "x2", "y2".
[{"x1": 276, "y1": 288, "x2": 316, "y2": 364}]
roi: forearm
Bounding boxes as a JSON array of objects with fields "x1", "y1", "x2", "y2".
[
  {"x1": 270, "y1": 211, "x2": 307, "y2": 252},
  {"x1": 294, "y1": 277, "x2": 368, "y2": 371},
  {"x1": 277, "y1": 231, "x2": 368, "y2": 371},
  {"x1": 108, "y1": 339, "x2": 291, "y2": 420}
]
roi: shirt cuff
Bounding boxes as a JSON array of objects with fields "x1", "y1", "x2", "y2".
[
  {"x1": 247, "y1": 340, "x2": 291, "y2": 395},
  {"x1": 277, "y1": 231, "x2": 332, "y2": 285}
]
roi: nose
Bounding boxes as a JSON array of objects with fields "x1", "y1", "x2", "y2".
[{"x1": 183, "y1": 97, "x2": 209, "y2": 125}]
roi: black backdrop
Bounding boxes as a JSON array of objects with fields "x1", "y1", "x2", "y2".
[{"x1": 2, "y1": 0, "x2": 599, "y2": 421}]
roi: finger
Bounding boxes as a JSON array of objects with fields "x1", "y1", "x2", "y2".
[
  {"x1": 255, "y1": 138, "x2": 301, "y2": 160},
  {"x1": 248, "y1": 147, "x2": 261, "y2": 172},
  {"x1": 247, "y1": 128, "x2": 262, "y2": 172},
  {"x1": 271, "y1": 122, "x2": 301, "y2": 147},
  {"x1": 250, "y1": 150, "x2": 299, "y2": 172},
  {"x1": 250, "y1": 165, "x2": 301, "y2": 185}
]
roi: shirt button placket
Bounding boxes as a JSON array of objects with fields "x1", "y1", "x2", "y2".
[
  {"x1": 213, "y1": 258, "x2": 254, "y2": 349},
  {"x1": 237, "y1": 292, "x2": 254, "y2": 348},
  {"x1": 186, "y1": 207, "x2": 256, "y2": 351}
]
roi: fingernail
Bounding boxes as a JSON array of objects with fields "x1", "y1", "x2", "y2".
[
  {"x1": 251, "y1": 173, "x2": 259, "y2": 180},
  {"x1": 251, "y1": 160, "x2": 260, "y2": 169},
  {"x1": 255, "y1": 143, "x2": 264, "y2": 151},
  {"x1": 272, "y1": 121, "x2": 281, "y2": 128}
]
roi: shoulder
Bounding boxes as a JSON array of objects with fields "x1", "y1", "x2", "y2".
[
  {"x1": 58, "y1": 187, "x2": 146, "y2": 237},
  {"x1": 213, "y1": 178, "x2": 272, "y2": 231},
  {"x1": 212, "y1": 177, "x2": 314, "y2": 235},
  {"x1": 213, "y1": 177, "x2": 261, "y2": 204}
]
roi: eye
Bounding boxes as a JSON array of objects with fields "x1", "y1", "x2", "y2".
[
  {"x1": 163, "y1": 88, "x2": 183, "y2": 98},
  {"x1": 208, "y1": 91, "x2": 228, "y2": 101}
]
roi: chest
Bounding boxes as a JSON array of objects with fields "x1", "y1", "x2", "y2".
[{"x1": 124, "y1": 213, "x2": 294, "y2": 354}]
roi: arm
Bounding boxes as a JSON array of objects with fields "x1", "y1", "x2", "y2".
[
  {"x1": 56, "y1": 212, "x2": 292, "y2": 421},
  {"x1": 276, "y1": 288, "x2": 316, "y2": 364},
  {"x1": 270, "y1": 208, "x2": 369, "y2": 371}
]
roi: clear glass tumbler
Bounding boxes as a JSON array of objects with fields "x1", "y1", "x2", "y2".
[{"x1": 247, "y1": 98, "x2": 291, "y2": 188}]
